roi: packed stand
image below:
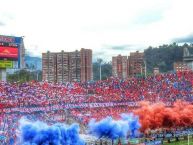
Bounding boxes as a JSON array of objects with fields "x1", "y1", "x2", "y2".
[
  {"x1": 0, "y1": 71, "x2": 193, "y2": 144},
  {"x1": 0, "y1": 71, "x2": 192, "y2": 109}
]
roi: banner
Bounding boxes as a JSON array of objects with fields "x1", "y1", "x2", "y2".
[
  {"x1": 0, "y1": 102, "x2": 139, "y2": 114},
  {"x1": 0, "y1": 35, "x2": 15, "y2": 43},
  {"x1": 0, "y1": 35, "x2": 22, "y2": 44},
  {"x1": 0, "y1": 60, "x2": 13, "y2": 68},
  {"x1": 145, "y1": 140, "x2": 162, "y2": 145},
  {"x1": 0, "y1": 101, "x2": 173, "y2": 114}
]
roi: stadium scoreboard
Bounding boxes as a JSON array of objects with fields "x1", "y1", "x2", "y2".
[{"x1": 0, "y1": 42, "x2": 19, "y2": 60}]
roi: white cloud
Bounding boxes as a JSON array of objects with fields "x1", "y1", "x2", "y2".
[{"x1": 0, "y1": 0, "x2": 193, "y2": 60}]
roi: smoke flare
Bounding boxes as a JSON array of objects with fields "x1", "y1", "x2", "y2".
[
  {"x1": 18, "y1": 118, "x2": 85, "y2": 145},
  {"x1": 88, "y1": 113, "x2": 140, "y2": 139},
  {"x1": 134, "y1": 101, "x2": 193, "y2": 132}
]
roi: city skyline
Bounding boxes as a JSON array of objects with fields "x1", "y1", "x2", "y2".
[{"x1": 0, "y1": 0, "x2": 193, "y2": 61}]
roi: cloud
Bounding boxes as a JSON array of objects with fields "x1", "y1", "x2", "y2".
[
  {"x1": 93, "y1": 51, "x2": 109, "y2": 62},
  {"x1": 1, "y1": 0, "x2": 193, "y2": 60},
  {"x1": 94, "y1": 51, "x2": 105, "y2": 56},
  {"x1": 110, "y1": 45, "x2": 132, "y2": 50},
  {"x1": 0, "y1": 21, "x2": 5, "y2": 26},
  {"x1": 0, "y1": 12, "x2": 14, "y2": 27},
  {"x1": 92, "y1": 44, "x2": 145, "y2": 62},
  {"x1": 133, "y1": 8, "x2": 164, "y2": 26},
  {"x1": 94, "y1": 45, "x2": 133, "y2": 54},
  {"x1": 102, "y1": 44, "x2": 143, "y2": 51},
  {"x1": 173, "y1": 34, "x2": 193, "y2": 43}
]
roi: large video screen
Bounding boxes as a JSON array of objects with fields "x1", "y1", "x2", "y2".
[{"x1": 0, "y1": 46, "x2": 18, "y2": 60}]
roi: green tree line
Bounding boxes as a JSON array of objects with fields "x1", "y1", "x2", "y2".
[
  {"x1": 144, "y1": 43, "x2": 193, "y2": 73},
  {"x1": 7, "y1": 69, "x2": 42, "y2": 83}
]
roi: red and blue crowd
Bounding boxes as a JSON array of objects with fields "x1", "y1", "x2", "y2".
[{"x1": 0, "y1": 71, "x2": 193, "y2": 144}]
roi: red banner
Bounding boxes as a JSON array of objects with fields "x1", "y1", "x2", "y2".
[{"x1": 0, "y1": 46, "x2": 18, "y2": 59}]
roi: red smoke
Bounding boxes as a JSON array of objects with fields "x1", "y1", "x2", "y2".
[{"x1": 133, "y1": 101, "x2": 193, "y2": 132}]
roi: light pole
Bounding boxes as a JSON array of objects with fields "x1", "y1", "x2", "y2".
[
  {"x1": 144, "y1": 60, "x2": 147, "y2": 78},
  {"x1": 36, "y1": 71, "x2": 39, "y2": 81}
]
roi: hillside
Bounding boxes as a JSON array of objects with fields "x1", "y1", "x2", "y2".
[{"x1": 25, "y1": 55, "x2": 42, "y2": 70}]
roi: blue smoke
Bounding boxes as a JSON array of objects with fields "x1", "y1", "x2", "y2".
[
  {"x1": 88, "y1": 113, "x2": 140, "y2": 140},
  {"x1": 18, "y1": 118, "x2": 85, "y2": 145},
  {"x1": 121, "y1": 113, "x2": 141, "y2": 138}
]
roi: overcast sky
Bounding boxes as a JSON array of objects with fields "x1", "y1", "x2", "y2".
[{"x1": 0, "y1": 0, "x2": 193, "y2": 61}]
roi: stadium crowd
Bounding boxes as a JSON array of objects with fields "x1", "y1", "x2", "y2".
[
  {"x1": 0, "y1": 71, "x2": 193, "y2": 109},
  {"x1": 0, "y1": 71, "x2": 193, "y2": 144}
]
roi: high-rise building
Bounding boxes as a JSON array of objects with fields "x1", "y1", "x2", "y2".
[
  {"x1": 80, "y1": 48, "x2": 93, "y2": 82},
  {"x1": 42, "y1": 48, "x2": 92, "y2": 82},
  {"x1": 128, "y1": 51, "x2": 144, "y2": 76},
  {"x1": 56, "y1": 51, "x2": 69, "y2": 82},
  {"x1": 42, "y1": 52, "x2": 57, "y2": 82},
  {"x1": 69, "y1": 50, "x2": 81, "y2": 82},
  {"x1": 112, "y1": 51, "x2": 144, "y2": 79},
  {"x1": 112, "y1": 55, "x2": 128, "y2": 79}
]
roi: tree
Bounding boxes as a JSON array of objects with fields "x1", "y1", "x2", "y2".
[
  {"x1": 144, "y1": 43, "x2": 188, "y2": 73},
  {"x1": 101, "y1": 62, "x2": 112, "y2": 80},
  {"x1": 97, "y1": 58, "x2": 103, "y2": 80},
  {"x1": 7, "y1": 69, "x2": 42, "y2": 83},
  {"x1": 93, "y1": 60, "x2": 112, "y2": 81}
]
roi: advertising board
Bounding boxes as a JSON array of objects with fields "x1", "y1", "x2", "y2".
[
  {"x1": 0, "y1": 60, "x2": 13, "y2": 68},
  {"x1": 0, "y1": 46, "x2": 18, "y2": 59}
]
